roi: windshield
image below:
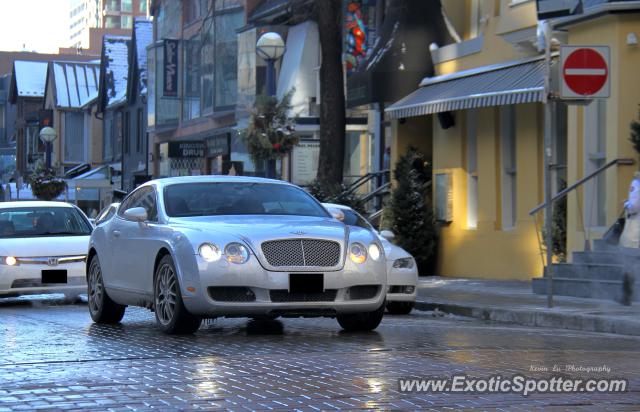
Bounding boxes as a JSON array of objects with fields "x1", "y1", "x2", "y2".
[
  {"x1": 0, "y1": 207, "x2": 92, "y2": 238},
  {"x1": 164, "y1": 182, "x2": 330, "y2": 218}
]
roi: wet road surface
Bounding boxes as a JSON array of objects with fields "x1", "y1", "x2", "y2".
[{"x1": 0, "y1": 297, "x2": 639, "y2": 411}]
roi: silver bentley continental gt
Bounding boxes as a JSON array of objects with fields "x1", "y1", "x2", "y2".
[{"x1": 87, "y1": 176, "x2": 387, "y2": 334}]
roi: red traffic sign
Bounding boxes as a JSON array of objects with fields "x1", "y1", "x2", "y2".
[{"x1": 560, "y1": 46, "x2": 610, "y2": 99}]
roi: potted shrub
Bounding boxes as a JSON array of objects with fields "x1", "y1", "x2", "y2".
[{"x1": 28, "y1": 167, "x2": 67, "y2": 201}]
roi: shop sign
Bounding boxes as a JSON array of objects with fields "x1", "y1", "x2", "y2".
[
  {"x1": 163, "y1": 39, "x2": 179, "y2": 97},
  {"x1": 206, "y1": 133, "x2": 230, "y2": 157},
  {"x1": 168, "y1": 141, "x2": 205, "y2": 158},
  {"x1": 291, "y1": 140, "x2": 320, "y2": 186}
]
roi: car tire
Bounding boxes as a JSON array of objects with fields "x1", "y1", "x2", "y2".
[
  {"x1": 154, "y1": 255, "x2": 201, "y2": 335},
  {"x1": 386, "y1": 301, "x2": 414, "y2": 315},
  {"x1": 87, "y1": 255, "x2": 126, "y2": 323},
  {"x1": 336, "y1": 301, "x2": 385, "y2": 332}
]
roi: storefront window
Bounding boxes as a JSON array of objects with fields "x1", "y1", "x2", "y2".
[
  {"x1": 156, "y1": 0, "x2": 181, "y2": 40},
  {"x1": 200, "y1": 9, "x2": 241, "y2": 112},
  {"x1": 64, "y1": 112, "x2": 85, "y2": 163},
  {"x1": 147, "y1": 44, "x2": 156, "y2": 127},
  {"x1": 214, "y1": 11, "x2": 242, "y2": 109},
  {"x1": 121, "y1": 15, "x2": 133, "y2": 29},
  {"x1": 115, "y1": 112, "x2": 122, "y2": 161},
  {"x1": 105, "y1": 0, "x2": 120, "y2": 12},
  {"x1": 183, "y1": 36, "x2": 201, "y2": 121},
  {"x1": 103, "y1": 113, "x2": 114, "y2": 161},
  {"x1": 201, "y1": 17, "x2": 214, "y2": 112},
  {"x1": 185, "y1": 0, "x2": 208, "y2": 24},
  {"x1": 121, "y1": 0, "x2": 132, "y2": 12},
  {"x1": 343, "y1": 130, "x2": 373, "y2": 192},
  {"x1": 105, "y1": 16, "x2": 120, "y2": 28}
]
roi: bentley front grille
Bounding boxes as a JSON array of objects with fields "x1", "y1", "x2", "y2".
[{"x1": 261, "y1": 239, "x2": 341, "y2": 267}]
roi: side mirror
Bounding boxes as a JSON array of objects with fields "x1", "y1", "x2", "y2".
[
  {"x1": 380, "y1": 230, "x2": 395, "y2": 240},
  {"x1": 327, "y1": 207, "x2": 345, "y2": 222},
  {"x1": 123, "y1": 207, "x2": 148, "y2": 223}
]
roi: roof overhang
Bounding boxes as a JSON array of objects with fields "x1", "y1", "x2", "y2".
[{"x1": 386, "y1": 56, "x2": 553, "y2": 119}]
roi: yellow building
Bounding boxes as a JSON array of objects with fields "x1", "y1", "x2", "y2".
[{"x1": 386, "y1": 0, "x2": 639, "y2": 280}]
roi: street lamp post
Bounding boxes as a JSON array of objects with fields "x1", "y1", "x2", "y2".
[
  {"x1": 39, "y1": 127, "x2": 57, "y2": 171},
  {"x1": 256, "y1": 32, "x2": 285, "y2": 178}
]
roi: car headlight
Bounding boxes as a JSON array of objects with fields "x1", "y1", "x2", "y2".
[
  {"x1": 349, "y1": 243, "x2": 367, "y2": 264},
  {"x1": 225, "y1": 242, "x2": 250, "y2": 264},
  {"x1": 0, "y1": 256, "x2": 17, "y2": 266},
  {"x1": 368, "y1": 243, "x2": 382, "y2": 261},
  {"x1": 392, "y1": 257, "x2": 415, "y2": 269},
  {"x1": 199, "y1": 243, "x2": 222, "y2": 262}
]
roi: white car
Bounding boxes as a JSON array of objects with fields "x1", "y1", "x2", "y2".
[
  {"x1": 0, "y1": 201, "x2": 93, "y2": 298},
  {"x1": 323, "y1": 203, "x2": 418, "y2": 314},
  {"x1": 88, "y1": 177, "x2": 387, "y2": 334}
]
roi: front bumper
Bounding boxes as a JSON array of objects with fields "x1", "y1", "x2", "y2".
[
  {"x1": 0, "y1": 261, "x2": 86, "y2": 297},
  {"x1": 180, "y1": 255, "x2": 386, "y2": 317},
  {"x1": 386, "y1": 266, "x2": 418, "y2": 303}
]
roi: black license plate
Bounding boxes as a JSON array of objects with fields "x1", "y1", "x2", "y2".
[
  {"x1": 42, "y1": 270, "x2": 67, "y2": 284},
  {"x1": 289, "y1": 273, "x2": 323, "y2": 293}
]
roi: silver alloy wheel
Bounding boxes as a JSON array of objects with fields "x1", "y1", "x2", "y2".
[
  {"x1": 155, "y1": 263, "x2": 177, "y2": 326},
  {"x1": 88, "y1": 259, "x2": 103, "y2": 315}
]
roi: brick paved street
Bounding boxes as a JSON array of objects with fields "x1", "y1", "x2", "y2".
[{"x1": 0, "y1": 297, "x2": 639, "y2": 411}]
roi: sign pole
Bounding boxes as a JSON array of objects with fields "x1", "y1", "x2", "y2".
[{"x1": 543, "y1": 22, "x2": 554, "y2": 308}]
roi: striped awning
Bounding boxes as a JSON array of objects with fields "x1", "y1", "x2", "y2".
[{"x1": 386, "y1": 57, "x2": 550, "y2": 119}]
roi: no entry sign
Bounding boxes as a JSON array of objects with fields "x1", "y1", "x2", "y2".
[{"x1": 560, "y1": 46, "x2": 610, "y2": 99}]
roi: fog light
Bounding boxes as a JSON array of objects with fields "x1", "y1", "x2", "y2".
[
  {"x1": 405, "y1": 285, "x2": 415, "y2": 294},
  {"x1": 5, "y1": 256, "x2": 17, "y2": 266}
]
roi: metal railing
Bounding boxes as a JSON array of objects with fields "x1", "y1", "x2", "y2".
[
  {"x1": 529, "y1": 158, "x2": 634, "y2": 216},
  {"x1": 343, "y1": 170, "x2": 390, "y2": 195},
  {"x1": 529, "y1": 157, "x2": 634, "y2": 267}
]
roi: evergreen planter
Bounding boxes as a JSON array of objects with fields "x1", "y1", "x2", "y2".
[
  {"x1": 241, "y1": 90, "x2": 299, "y2": 168},
  {"x1": 29, "y1": 170, "x2": 67, "y2": 201}
]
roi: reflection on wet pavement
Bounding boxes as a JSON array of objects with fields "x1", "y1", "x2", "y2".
[{"x1": 1, "y1": 299, "x2": 639, "y2": 410}]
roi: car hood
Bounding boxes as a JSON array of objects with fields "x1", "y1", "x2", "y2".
[
  {"x1": 0, "y1": 235, "x2": 90, "y2": 257},
  {"x1": 169, "y1": 214, "x2": 348, "y2": 246}
]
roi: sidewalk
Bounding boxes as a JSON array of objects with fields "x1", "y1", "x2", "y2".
[{"x1": 415, "y1": 277, "x2": 640, "y2": 336}]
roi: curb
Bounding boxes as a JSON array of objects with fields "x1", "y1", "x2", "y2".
[{"x1": 415, "y1": 300, "x2": 640, "y2": 337}]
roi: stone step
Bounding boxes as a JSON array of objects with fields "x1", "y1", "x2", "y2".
[
  {"x1": 532, "y1": 277, "x2": 626, "y2": 301},
  {"x1": 592, "y1": 239, "x2": 622, "y2": 253},
  {"x1": 550, "y1": 263, "x2": 625, "y2": 282},
  {"x1": 572, "y1": 251, "x2": 624, "y2": 265}
]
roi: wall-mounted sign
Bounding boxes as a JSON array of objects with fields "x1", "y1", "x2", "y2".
[
  {"x1": 206, "y1": 133, "x2": 230, "y2": 157},
  {"x1": 435, "y1": 172, "x2": 453, "y2": 222},
  {"x1": 163, "y1": 39, "x2": 179, "y2": 97},
  {"x1": 291, "y1": 140, "x2": 320, "y2": 186},
  {"x1": 168, "y1": 141, "x2": 205, "y2": 158}
]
